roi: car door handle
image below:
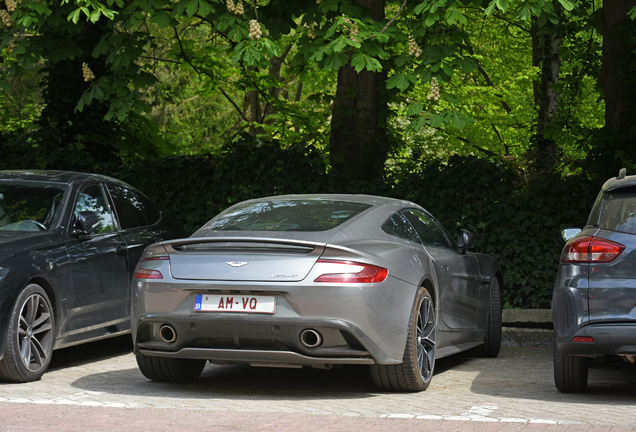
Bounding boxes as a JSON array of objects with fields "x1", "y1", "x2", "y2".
[
  {"x1": 115, "y1": 245, "x2": 127, "y2": 255},
  {"x1": 441, "y1": 265, "x2": 450, "y2": 271}
]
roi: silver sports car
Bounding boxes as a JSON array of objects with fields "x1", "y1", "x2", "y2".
[{"x1": 131, "y1": 194, "x2": 503, "y2": 391}]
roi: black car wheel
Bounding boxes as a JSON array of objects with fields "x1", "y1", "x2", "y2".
[
  {"x1": 370, "y1": 287, "x2": 436, "y2": 392},
  {"x1": 0, "y1": 284, "x2": 55, "y2": 382},
  {"x1": 136, "y1": 353, "x2": 206, "y2": 382},
  {"x1": 554, "y1": 341, "x2": 588, "y2": 393},
  {"x1": 471, "y1": 277, "x2": 502, "y2": 358}
]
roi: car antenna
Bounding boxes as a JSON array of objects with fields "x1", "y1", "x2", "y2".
[{"x1": 618, "y1": 168, "x2": 627, "y2": 180}]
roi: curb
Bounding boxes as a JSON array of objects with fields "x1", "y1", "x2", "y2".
[
  {"x1": 502, "y1": 327, "x2": 553, "y2": 347},
  {"x1": 501, "y1": 309, "x2": 553, "y2": 347}
]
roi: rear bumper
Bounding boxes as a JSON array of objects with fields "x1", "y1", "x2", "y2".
[
  {"x1": 555, "y1": 323, "x2": 636, "y2": 356},
  {"x1": 133, "y1": 314, "x2": 400, "y2": 365},
  {"x1": 137, "y1": 347, "x2": 375, "y2": 366}
]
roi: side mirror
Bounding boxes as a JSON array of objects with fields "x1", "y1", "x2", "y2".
[
  {"x1": 561, "y1": 228, "x2": 581, "y2": 243},
  {"x1": 73, "y1": 211, "x2": 100, "y2": 236},
  {"x1": 457, "y1": 229, "x2": 474, "y2": 253}
]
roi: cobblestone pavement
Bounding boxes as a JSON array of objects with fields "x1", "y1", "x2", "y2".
[{"x1": 1, "y1": 336, "x2": 636, "y2": 431}]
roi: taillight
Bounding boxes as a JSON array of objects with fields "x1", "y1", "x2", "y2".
[
  {"x1": 314, "y1": 259, "x2": 388, "y2": 283},
  {"x1": 561, "y1": 236, "x2": 625, "y2": 263},
  {"x1": 133, "y1": 256, "x2": 170, "y2": 279}
]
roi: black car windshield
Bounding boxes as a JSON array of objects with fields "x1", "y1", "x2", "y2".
[
  {"x1": 0, "y1": 182, "x2": 68, "y2": 232},
  {"x1": 600, "y1": 188, "x2": 636, "y2": 234},
  {"x1": 208, "y1": 200, "x2": 372, "y2": 231}
]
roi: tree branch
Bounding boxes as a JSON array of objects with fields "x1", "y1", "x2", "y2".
[
  {"x1": 456, "y1": 136, "x2": 499, "y2": 157},
  {"x1": 379, "y1": 0, "x2": 408, "y2": 34},
  {"x1": 219, "y1": 86, "x2": 250, "y2": 123},
  {"x1": 173, "y1": 28, "x2": 250, "y2": 123},
  {"x1": 460, "y1": 42, "x2": 512, "y2": 114},
  {"x1": 140, "y1": 55, "x2": 181, "y2": 64}
]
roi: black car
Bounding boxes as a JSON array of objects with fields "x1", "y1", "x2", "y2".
[
  {"x1": 0, "y1": 170, "x2": 187, "y2": 382},
  {"x1": 554, "y1": 168, "x2": 636, "y2": 392}
]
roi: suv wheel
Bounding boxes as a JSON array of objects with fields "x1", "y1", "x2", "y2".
[{"x1": 554, "y1": 341, "x2": 588, "y2": 393}]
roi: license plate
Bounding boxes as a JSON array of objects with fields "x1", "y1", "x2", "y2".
[{"x1": 194, "y1": 294, "x2": 276, "y2": 314}]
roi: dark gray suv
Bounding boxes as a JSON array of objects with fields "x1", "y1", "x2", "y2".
[{"x1": 553, "y1": 168, "x2": 636, "y2": 392}]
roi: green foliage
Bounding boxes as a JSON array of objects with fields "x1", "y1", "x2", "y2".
[
  {"x1": 0, "y1": 72, "x2": 44, "y2": 133},
  {"x1": 112, "y1": 135, "x2": 331, "y2": 233},
  {"x1": 0, "y1": 0, "x2": 611, "y2": 169},
  {"x1": 0, "y1": 0, "x2": 569, "y2": 136},
  {"x1": 0, "y1": 131, "x2": 46, "y2": 169}
]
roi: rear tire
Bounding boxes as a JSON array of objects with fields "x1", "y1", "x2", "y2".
[
  {"x1": 370, "y1": 287, "x2": 436, "y2": 392},
  {"x1": 0, "y1": 284, "x2": 55, "y2": 383},
  {"x1": 554, "y1": 341, "x2": 588, "y2": 393},
  {"x1": 136, "y1": 353, "x2": 206, "y2": 382},
  {"x1": 471, "y1": 277, "x2": 502, "y2": 358}
]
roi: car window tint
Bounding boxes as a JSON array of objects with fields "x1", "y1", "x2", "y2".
[
  {"x1": 599, "y1": 189, "x2": 636, "y2": 234},
  {"x1": 402, "y1": 209, "x2": 451, "y2": 248},
  {"x1": 381, "y1": 212, "x2": 421, "y2": 243},
  {"x1": 75, "y1": 184, "x2": 116, "y2": 234},
  {"x1": 108, "y1": 185, "x2": 160, "y2": 229},
  {"x1": 209, "y1": 200, "x2": 372, "y2": 231},
  {"x1": 0, "y1": 182, "x2": 67, "y2": 232}
]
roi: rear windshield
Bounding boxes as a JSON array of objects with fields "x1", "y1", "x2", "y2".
[
  {"x1": 208, "y1": 200, "x2": 372, "y2": 231},
  {"x1": 0, "y1": 182, "x2": 67, "y2": 232},
  {"x1": 599, "y1": 189, "x2": 636, "y2": 234}
]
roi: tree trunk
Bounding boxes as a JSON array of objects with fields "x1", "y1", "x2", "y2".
[
  {"x1": 529, "y1": 8, "x2": 562, "y2": 173},
  {"x1": 582, "y1": 0, "x2": 636, "y2": 175},
  {"x1": 328, "y1": 0, "x2": 388, "y2": 182},
  {"x1": 602, "y1": 0, "x2": 636, "y2": 130}
]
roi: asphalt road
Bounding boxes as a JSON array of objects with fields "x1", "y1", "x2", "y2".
[{"x1": 1, "y1": 335, "x2": 636, "y2": 431}]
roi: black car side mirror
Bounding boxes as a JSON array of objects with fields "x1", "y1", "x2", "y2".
[
  {"x1": 457, "y1": 229, "x2": 475, "y2": 253},
  {"x1": 72, "y1": 211, "x2": 100, "y2": 237},
  {"x1": 560, "y1": 228, "x2": 581, "y2": 243}
]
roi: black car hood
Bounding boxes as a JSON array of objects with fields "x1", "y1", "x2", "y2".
[{"x1": 0, "y1": 231, "x2": 57, "y2": 263}]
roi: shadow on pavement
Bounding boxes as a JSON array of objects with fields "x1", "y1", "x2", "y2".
[
  {"x1": 461, "y1": 345, "x2": 636, "y2": 406},
  {"x1": 63, "y1": 335, "x2": 473, "y2": 399},
  {"x1": 48, "y1": 334, "x2": 134, "y2": 371},
  {"x1": 55, "y1": 336, "x2": 636, "y2": 406}
]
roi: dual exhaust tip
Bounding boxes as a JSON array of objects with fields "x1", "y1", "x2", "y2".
[{"x1": 160, "y1": 325, "x2": 323, "y2": 348}]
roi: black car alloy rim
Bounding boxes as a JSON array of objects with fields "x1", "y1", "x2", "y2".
[
  {"x1": 416, "y1": 295, "x2": 436, "y2": 381},
  {"x1": 17, "y1": 293, "x2": 53, "y2": 372}
]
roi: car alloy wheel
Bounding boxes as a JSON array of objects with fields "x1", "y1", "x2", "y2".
[
  {"x1": 415, "y1": 291, "x2": 436, "y2": 383},
  {"x1": 0, "y1": 284, "x2": 55, "y2": 382},
  {"x1": 370, "y1": 287, "x2": 436, "y2": 391}
]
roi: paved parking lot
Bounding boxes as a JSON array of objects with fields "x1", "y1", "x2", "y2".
[{"x1": 1, "y1": 335, "x2": 636, "y2": 430}]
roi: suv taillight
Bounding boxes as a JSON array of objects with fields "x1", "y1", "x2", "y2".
[{"x1": 561, "y1": 236, "x2": 625, "y2": 263}]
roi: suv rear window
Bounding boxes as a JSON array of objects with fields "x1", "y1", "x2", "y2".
[
  {"x1": 208, "y1": 200, "x2": 372, "y2": 231},
  {"x1": 599, "y1": 189, "x2": 636, "y2": 234}
]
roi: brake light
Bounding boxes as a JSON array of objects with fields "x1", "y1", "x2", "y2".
[
  {"x1": 561, "y1": 236, "x2": 625, "y2": 263},
  {"x1": 133, "y1": 256, "x2": 170, "y2": 279},
  {"x1": 314, "y1": 259, "x2": 388, "y2": 283}
]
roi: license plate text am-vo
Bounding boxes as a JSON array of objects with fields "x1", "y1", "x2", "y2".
[{"x1": 194, "y1": 294, "x2": 276, "y2": 314}]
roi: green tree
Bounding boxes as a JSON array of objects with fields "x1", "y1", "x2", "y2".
[{"x1": 0, "y1": 0, "x2": 624, "y2": 175}]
